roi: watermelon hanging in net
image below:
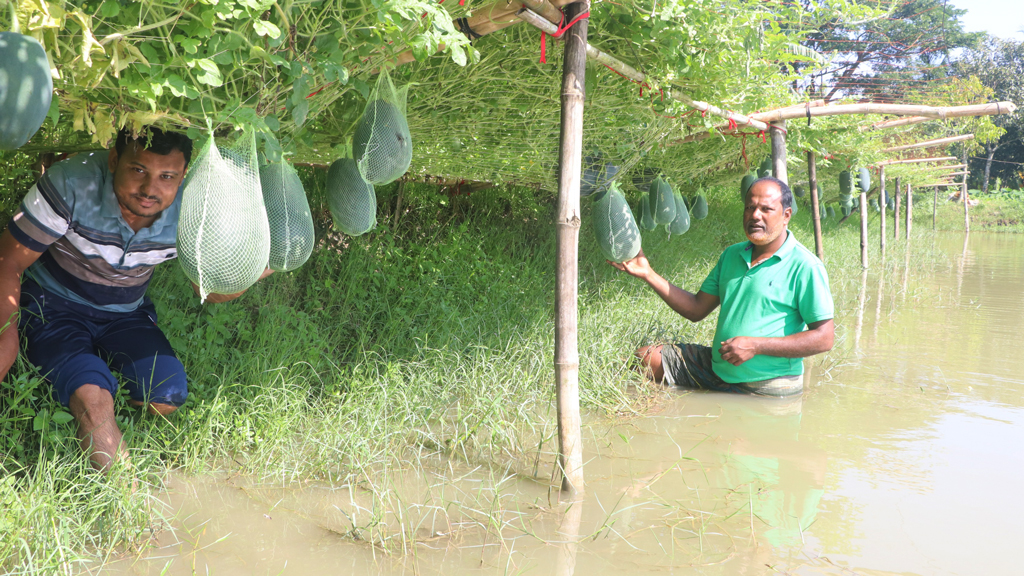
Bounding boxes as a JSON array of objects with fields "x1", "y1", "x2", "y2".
[
  {"x1": 592, "y1": 182, "x2": 641, "y2": 263},
  {"x1": 353, "y1": 70, "x2": 412, "y2": 184},
  {"x1": 667, "y1": 191, "x2": 690, "y2": 237},
  {"x1": 740, "y1": 173, "x2": 756, "y2": 198},
  {"x1": 858, "y1": 168, "x2": 871, "y2": 193},
  {"x1": 650, "y1": 176, "x2": 676, "y2": 225},
  {"x1": 826, "y1": 206, "x2": 836, "y2": 219},
  {"x1": 793, "y1": 184, "x2": 806, "y2": 198},
  {"x1": 870, "y1": 198, "x2": 880, "y2": 212},
  {"x1": 639, "y1": 189, "x2": 657, "y2": 230},
  {"x1": 839, "y1": 171, "x2": 853, "y2": 195},
  {"x1": 692, "y1": 193, "x2": 709, "y2": 220},
  {"x1": 177, "y1": 130, "x2": 270, "y2": 303},
  {"x1": 260, "y1": 161, "x2": 315, "y2": 272},
  {"x1": 759, "y1": 158, "x2": 772, "y2": 174},
  {"x1": 327, "y1": 158, "x2": 377, "y2": 236},
  {"x1": 0, "y1": 32, "x2": 53, "y2": 150}
]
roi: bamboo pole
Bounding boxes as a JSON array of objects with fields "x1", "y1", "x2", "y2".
[
  {"x1": 880, "y1": 166, "x2": 887, "y2": 253},
  {"x1": 936, "y1": 171, "x2": 969, "y2": 177},
  {"x1": 517, "y1": 9, "x2": 769, "y2": 131},
  {"x1": 894, "y1": 177, "x2": 901, "y2": 240},
  {"x1": 962, "y1": 150, "x2": 970, "y2": 233},
  {"x1": 759, "y1": 101, "x2": 1017, "y2": 123},
  {"x1": 880, "y1": 134, "x2": 975, "y2": 153},
  {"x1": 921, "y1": 164, "x2": 967, "y2": 171},
  {"x1": 933, "y1": 186, "x2": 937, "y2": 230},
  {"x1": 905, "y1": 182, "x2": 912, "y2": 239},
  {"x1": 771, "y1": 120, "x2": 787, "y2": 184},
  {"x1": 876, "y1": 156, "x2": 958, "y2": 166},
  {"x1": 859, "y1": 185, "x2": 868, "y2": 269},
  {"x1": 554, "y1": 0, "x2": 587, "y2": 497},
  {"x1": 808, "y1": 151, "x2": 824, "y2": 261},
  {"x1": 750, "y1": 100, "x2": 827, "y2": 122},
  {"x1": 860, "y1": 115, "x2": 932, "y2": 132}
]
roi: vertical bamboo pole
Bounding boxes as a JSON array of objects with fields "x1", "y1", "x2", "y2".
[
  {"x1": 554, "y1": 0, "x2": 587, "y2": 497},
  {"x1": 771, "y1": 121, "x2": 787, "y2": 184},
  {"x1": 880, "y1": 166, "x2": 887, "y2": 253},
  {"x1": 905, "y1": 182, "x2": 912, "y2": 239},
  {"x1": 933, "y1": 185, "x2": 938, "y2": 230},
  {"x1": 962, "y1": 149, "x2": 970, "y2": 232},
  {"x1": 859, "y1": 186, "x2": 868, "y2": 268},
  {"x1": 807, "y1": 151, "x2": 823, "y2": 260},
  {"x1": 893, "y1": 176, "x2": 901, "y2": 240}
]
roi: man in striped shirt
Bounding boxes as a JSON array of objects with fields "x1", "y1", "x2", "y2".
[{"x1": 0, "y1": 127, "x2": 268, "y2": 471}]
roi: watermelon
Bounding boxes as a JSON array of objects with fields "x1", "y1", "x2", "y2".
[
  {"x1": 858, "y1": 167, "x2": 871, "y2": 193},
  {"x1": 592, "y1": 183, "x2": 642, "y2": 263},
  {"x1": 667, "y1": 190, "x2": 690, "y2": 236},
  {"x1": 353, "y1": 99, "x2": 413, "y2": 184},
  {"x1": 759, "y1": 157, "x2": 772, "y2": 174},
  {"x1": 740, "y1": 173, "x2": 757, "y2": 198},
  {"x1": 794, "y1": 184, "x2": 806, "y2": 198},
  {"x1": 839, "y1": 171, "x2": 853, "y2": 195},
  {"x1": 639, "y1": 189, "x2": 657, "y2": 231},
  {"x1": 650, "y1": 176, "x2": 676, "y2": 225},
  {"x1": 0, "y1": 32, "x2": 53, "y2": 150},
  {"x1": 826, "y1": 206, "x2": 836, "y2": 219},
  {"x1": 692, "y1": 193, "x2": 709, "y2": 220}
]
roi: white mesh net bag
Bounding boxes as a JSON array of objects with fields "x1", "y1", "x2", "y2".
[
  {"x1": 353, "y1": 70, "x2": 412, "y2": 185},
  {"x1": 260, "y1": 161, "x2": 314, "y2": 271},
  {"x1": 177, "y1": 130, "x2": 270, "y2": 302},
  {"x1": 327, "y1": 157, "x2": 377, "y2": 236}
]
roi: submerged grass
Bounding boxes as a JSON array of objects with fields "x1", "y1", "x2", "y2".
[{"x1": 0, "y1": 175, "x2": 967, "y2": 571}]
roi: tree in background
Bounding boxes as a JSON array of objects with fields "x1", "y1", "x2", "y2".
[{"x1": 952, "y1": 36, "x2": 1024, "y2": 192}]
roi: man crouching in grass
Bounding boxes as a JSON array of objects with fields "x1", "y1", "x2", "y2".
[{"x1": 609, "y1": 177, "x2": 835, "y2": 397}]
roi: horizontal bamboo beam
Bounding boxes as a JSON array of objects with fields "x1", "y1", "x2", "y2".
[
  {"x1": 860, "y1": 116, "x2": 933, "y2": 132},
  {"x1": 881, "y1": 134, "x2": 975, "y2": 153},
  {"x1": 517, "y1": 8, "x2": 770, "y2": 132},
  {"x1": 750, "y1": 99, "x2": 827, "y2": 122},
  {"x1": 920, "y1": 163, "x2": 967, "y2": 171},
  {"x1": 876, "y1": 156, "x2": 958, "y2": 166},
  {"x1": 762, "y1": 101, "x2": 1017, "y2": 123}
]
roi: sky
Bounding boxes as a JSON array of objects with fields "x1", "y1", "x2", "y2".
[{"x1": 949, "y1": 0, "x2": 1024, "y2": 40}]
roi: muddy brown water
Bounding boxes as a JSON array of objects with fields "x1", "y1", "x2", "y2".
[{"x1": 105, "y1": 232, "x2": 1024, "y2": 575}]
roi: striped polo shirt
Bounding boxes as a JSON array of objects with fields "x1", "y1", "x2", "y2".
[{"x1": 8, "y1": 151, "x2": 181, "y2": 313}]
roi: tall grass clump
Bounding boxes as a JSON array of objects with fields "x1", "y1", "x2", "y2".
[{"x1": 0, "y1": 168, "x2": 954, "y2": 569}]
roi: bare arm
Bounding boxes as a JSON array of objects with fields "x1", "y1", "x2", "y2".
[
  {"x1": 608, "y1": 249, "x2": 720, "y2": 322},
  {"x1": 192, "y1": 267, "x2": 275, "y2": 304},
  {"x1": 0, "y1": 230, "x2": 45, "y2": 380},
  {"x1": 718, "y1": 319, "x2": 835, "y2": 366}
]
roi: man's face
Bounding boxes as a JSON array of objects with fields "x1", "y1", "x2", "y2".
[
  {"x1": 743, "y1": 181, "x2": 791, "y2": 246},
  {"x1": 108, "y1": 142, "x2": 187, "y2": 220}
]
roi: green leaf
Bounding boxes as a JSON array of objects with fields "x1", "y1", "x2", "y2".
[
  {"x1": 51, "y1": 411, "x2": 74, "y2": 425},
  {"x1": 33, "y1": 410, "x2": 48, "y2": 432},
  {"x1": 99, "y1": 1, "x2": 120, "y2": 18},
  {"x1": 292, "y1": 99, "x2": 308, "y2": 127},
  {"x1": 253, "y1": 20, "x2": 281, "y2": 39},
  {"x1": 166, "y1": 74, "x2": 188, "y2": 97},
  {"x1": 194, "y1": 59, "x2": 224, "y2": 87},
  {"x1": 47, "y1": 98, "x2": 60, "y2": 126}
]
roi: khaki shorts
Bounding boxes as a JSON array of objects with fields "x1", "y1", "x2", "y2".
[{"x1": 658, "y1": 342, "x2": 803, "y2": 397}]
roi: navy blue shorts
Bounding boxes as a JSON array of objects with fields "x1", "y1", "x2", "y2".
[{"x1": 19, "y1": 281, "x2": 188, "y2": 408}]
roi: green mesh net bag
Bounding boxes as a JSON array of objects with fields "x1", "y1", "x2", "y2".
[
  {"x1": 667, "y1": 190, "x2": 690, "y2": 237},
  {"x1": 592, "y1": 182, "x2": 642, "y2": 263},
  {"x1": 260, "y1": 161, "x2": 315, "y2": 272},
  {"x1": 858, "y1": 168, "x2": 871, "y2": 193},
  {"x1": 649, "y1": 176, "x2": 676, "y2": 226},
  {"x1": 839, "y1": 171, "x2": 853, "y2": 195},
  {"x1": 178, "y1": 130, "x2": 270, "y2": 303},
  {"x1": 353, "y1": 70, "x2": 412, "y2": 185},
  {"x1": 639, "y1": 189, "x2": 657, "y2": 230},
  {"x1": 327, "y1": 157, "x2": 377, "y2": 236}
]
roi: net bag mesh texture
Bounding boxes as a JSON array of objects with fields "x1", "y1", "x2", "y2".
[
  {"x1": 353, "y1": 70, "x2": 412, "y2": 185},
  {"x1": 667, "y1": 191, "x2": 690, "y2": 237},
  {"x1": 580, "y1": 153, "x2": 620, "y2": 197},
  {"x1": 649, "y1": 176, "x2": 676, "y2": 226},
  {"x1": 592, "y1": 182, "x2": 641, "y2": 263},
  {"x1": 178, "y1": 130, "x2": 270, "y2": 302},
  {"x1": 327, "y1": 157, "x2": 377, "y2": 236},
  {"x1": 260, "y1": 161, "x2": 315, "y2": 272},
  {"x1": 639, "y1": 189, "x2": 657, "y2": 231},
  {"x1": 631, "y1": 167, "x2": 660, "y2": 192}
]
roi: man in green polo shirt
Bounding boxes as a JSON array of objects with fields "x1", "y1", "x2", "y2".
[{"x1": 609, "y1": 176, "x2": 834, "y2": 396}]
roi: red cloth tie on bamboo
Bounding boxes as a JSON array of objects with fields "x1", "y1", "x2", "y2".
[{"x1": 540, "y1": 11, "x2": 590, "y2": 63}]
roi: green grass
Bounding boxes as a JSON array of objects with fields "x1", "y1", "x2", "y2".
[
  {"x1": 0, "y1": 174, "x2": 960, "y2": 571},
  {"x1": 925, "y1": 191, "x2": 1024, "y2": 233}
]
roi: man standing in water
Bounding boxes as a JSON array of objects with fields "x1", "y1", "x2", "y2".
[
  {"x1": 0, "y1": 127, "x2": 271, "y2": 471},
  {"x1": 609, "y1": 177, "x2": 835, "y2": 396}
]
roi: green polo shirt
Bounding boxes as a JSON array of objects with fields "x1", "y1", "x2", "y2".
[{"x1": 699, "y1": 231, "x2": 833, "y2": 383}]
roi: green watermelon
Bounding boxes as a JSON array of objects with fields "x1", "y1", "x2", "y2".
[
  {"x1": 826, "y1": 206, "x2": 836, "y2": 219},
  {"x1": 858, "y1": 168, "x2": 871, "y2": 193},
  {"x1": 759, "y1": 157, "x2": 772, "y2": 174},
  {"x1": 0, "y1": 32, "x2": 53, "y2": 150},
  {"x1": 327, "y1": 158, "x2": 377, "y2": 236},
  {"x1": 759, "y1": 169, "x2": 773, "y2": 179},
  {"x1": 839, "y1": 171, "x2": 853, "y2": 195},
  {"x1": 353, "y1": 99, "x2": 413, "y2": 184},
  {"x1": 692, "y1": 193, "x2": 709, "y2": 220},
  {"x1": 667, "y1": 190, "x2": 690, "y2": 236},
  {"x1": 592, "y1": 183, "x2": 642, "y2": 263},
  {"x1": 794, "y1": 184, "x2": 806, "y2": 198},
  {"x1": 639, "y1": 189, "x2": 657, "y2": 231},
  {"x1": 650, "y1": 176, "x2": 676, "y2": 225},
  {"x1": 740, "y1": 173, "x2": 757, "y2": 198}
]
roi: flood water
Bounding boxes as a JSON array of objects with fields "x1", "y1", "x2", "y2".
[{"x1": 106, "y1": 232, "x2": 1024, "y2": 576}]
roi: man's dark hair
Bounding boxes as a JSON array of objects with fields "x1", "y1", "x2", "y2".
[
  {"x1": 115, "y1": 127, "x2": 193, "y2": 167},
  {"x1": 748, "y1": 176, "x2": 793, "y2": 210}
]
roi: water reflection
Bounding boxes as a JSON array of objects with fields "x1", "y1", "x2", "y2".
[{"x1": 854, "y1": 269, "x2": 868, "y2": 352}]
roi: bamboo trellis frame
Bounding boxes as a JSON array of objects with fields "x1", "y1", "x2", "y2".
[
  {"x1": 876, "y1": 156, "x2": 958, "y2": 166},
  {"x1": 881, "y1": 134, "x2": 975, "y2": 153}
]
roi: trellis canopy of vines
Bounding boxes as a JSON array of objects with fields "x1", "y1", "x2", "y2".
[{"x1": 4, "y1": 0, "x2": 994, "y2": 192}]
